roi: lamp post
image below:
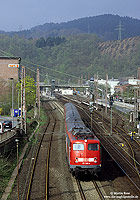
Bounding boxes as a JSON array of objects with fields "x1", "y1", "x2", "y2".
[
  {"x1": 15, "y1": 139, "x2": 19, "y2": 200},
  {"x1": 8, "y1": 78, "x2": 14, "y2": 127}
]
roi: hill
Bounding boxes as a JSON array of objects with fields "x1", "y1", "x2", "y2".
[
  {"x1": 99, "y1": 36, "x2": 140, "y2": 58},
  {"x1": 0, "y1": 34, "x2": 140, "y2": 81},
  {"x1": 2, "y1": 14, "x2": 140, "y2": 41}
]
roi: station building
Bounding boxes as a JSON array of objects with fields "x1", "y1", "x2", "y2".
[{"x1": 0, "y1": 57, "x2": 21, "y2": 80}]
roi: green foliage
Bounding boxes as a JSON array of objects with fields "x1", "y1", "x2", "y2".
[
  {"x1": 36, "y1": 37, "x2": 46, "y2": 48},
  {"x1": 35, "y1": 36, "x2": 65, "y2": 48},
  {"x1": 0, "y1": 33, "x2": 140, "y2": 83},
  {"x1": 16, "y1": 76, "x2": 36, "y2": 109},
  {"x1": 0, "y1": 157, "x2": 16, "y2": 198}
]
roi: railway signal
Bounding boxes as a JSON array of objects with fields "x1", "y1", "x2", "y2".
[
  {"x1": 89, "y1": 77, "x2": 94, "y2": 101},
  {"x1": 109, "y1": 95, "x2": 114, "y2": 136},
  {"x1": 51, "y1": 79, "x2": 55, "y2": 97},
  {"x1": 89, "y1": 101, "x2": 94, "y2": 113},
  {"x1": 109, "y1": 95, "x2": 114, "y2": 107}
]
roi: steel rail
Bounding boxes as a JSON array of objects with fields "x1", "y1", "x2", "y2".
[
  {"x1": 99, "y1": 134, "x2": 140, "y2": 192},
  {"x1": 58, "y1": 96, "x2": 140, "y2": 193},
  {"x1": 77, "y1": 102, "x2": 140, "y2": 178},
  {"x1": 92, "y1": 109, "x2": 140, "y2": 179},
  {"x1": 92, "y1": 180, "x2": 105, "y2": 200},
  {"x1": 76, "y1": 179, "x2": 86, "y2": 200},
  {"x1": 75, "y1": 104, "x2": 140, "y2": 193},
  {"x1": 26, "y1": 103, "x2": 56, "y2": 200},
  {"x1": 26, "y1": 132, "x2": 46, "y2": 200},
  {"x1": 46, "y1": 118, "x2": 56, "y2": 200}
]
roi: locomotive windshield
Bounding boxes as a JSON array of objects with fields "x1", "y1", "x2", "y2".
[
  {"x1": 88, "y1": 143, "x2": 99, "y2": 151},
  {"x1": 73, "y1": 143, "x2": 84, "y2": 150}
]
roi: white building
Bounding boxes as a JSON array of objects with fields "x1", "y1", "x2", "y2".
[
  {"x1": 128, "y1": 78, "x2": 138, "y2": 85},
  {"x1": 59, "y1": 89, "x2": 73, "y2": 95},
  {"x1": 98, "y1": 79, "x2": 119, "y2": 95}
]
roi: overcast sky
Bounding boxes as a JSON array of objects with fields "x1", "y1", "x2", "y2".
[{"x1": 1, "y1": 0, "x2": 140, "y2": 31}]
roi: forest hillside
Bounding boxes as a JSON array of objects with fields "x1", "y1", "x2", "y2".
[{"x1": 0, "y1": 34, "x2": 140, "y2": 82}]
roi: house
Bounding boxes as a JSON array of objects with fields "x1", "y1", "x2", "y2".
[{"x1": 114, "y1": 84, "x2": 130, "y2": 93}]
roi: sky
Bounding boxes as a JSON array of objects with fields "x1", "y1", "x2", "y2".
[{"x1": 1, "y1": 0, "x2": 140, "y2": 31}]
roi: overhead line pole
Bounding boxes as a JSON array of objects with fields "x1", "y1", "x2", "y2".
[
  {"x1": 115, "y1": 20, "x2": 125, "y2": 41},
  {"x1": 23, "y1": 67, "x2": 26, "y2": 135},
  {"x1": 21, "y1": 66, "x2": 26, "y2": 134},
  {"x1": 21, "y1": 67, "x2": 23, "y2": 131},
  {"x1": 105, "y1": 74, "x2": 108, "y2": 114},
  {"x1": 36, "y1": 68, "x2": 40, "y2": 119}
]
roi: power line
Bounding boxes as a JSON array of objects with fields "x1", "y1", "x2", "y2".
[
  {"x1": 24, "y1": 65, "x2": 68, "y2": 84},
  {"x1": 0, "y1": 48, "x2": 83, "y2": 82},
  {"x1": 21, "y1": 59, "x2": 82, "y2": 80}
]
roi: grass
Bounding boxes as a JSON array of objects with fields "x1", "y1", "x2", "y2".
[
  {"x1": 0, "y1": 105, "x2": 48, "y2": 198},
  {"x1": 0, "y1": 156, "x2": 16, "y2": 198},
  {"x1": 39, "y1": 106, "x2": 48, "y2": 125}
]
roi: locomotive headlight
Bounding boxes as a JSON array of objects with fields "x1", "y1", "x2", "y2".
[
  {"x1": 75, "y1": 157, "x2": 78, "y2": 163},
  {"x1": 85, "y1": 139, "x2": 87, "y2": 142}
]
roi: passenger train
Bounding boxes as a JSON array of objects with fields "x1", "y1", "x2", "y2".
[{"x1": 64, "y1": 103, "x2": 102, "y2": 176}]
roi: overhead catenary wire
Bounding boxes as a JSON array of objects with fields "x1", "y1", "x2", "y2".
[
  {"x1": 0, "y1": 48, "x2": 70, "y2": 85},
  {"x1": 0, "y1": 48, "x2": 84, "y2": 83}
]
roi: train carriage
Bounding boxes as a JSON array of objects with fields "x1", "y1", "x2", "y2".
[{"x1": 64, "y1": 103, "x2": 102, "y2": 176}]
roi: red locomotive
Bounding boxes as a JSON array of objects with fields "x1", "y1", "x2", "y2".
[{"x1": 64, "y1": 103, "x2": 102, "y2": 176}]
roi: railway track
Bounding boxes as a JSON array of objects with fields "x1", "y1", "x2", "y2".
[
  {"x1": 92, "y1": 109, "x2": 140, "y2": 178},
  {"x1": 58, "y1": 95, "x2": 140, "y2": 195},
  {"x1": 76, "y1": 178, "x2": 105, "y2": 200},
  {"x1": 79, "y1": 103, "x2": 140, "y2": 194},
  {"x1": 24, "y1": 102, "x2": 57, "y2": 200}
]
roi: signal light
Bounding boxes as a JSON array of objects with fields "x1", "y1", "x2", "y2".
[
  {"x1": 138, "y1": 111, "x2": 140, "y2": 121},
  {"x1": 109, "y1": 95, "x2": 114, "y2": 107}
]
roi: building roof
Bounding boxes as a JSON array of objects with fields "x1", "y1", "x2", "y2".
[{"x1": 0, "y1": 57, "x2": 21, "y2": 63}]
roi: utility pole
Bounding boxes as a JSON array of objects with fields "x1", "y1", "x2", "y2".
[
  {"x1": 137, "y1": 80, "x2": 140, "y2": 134},
  {"x1": 135, "y1": 67, "x2": 140, "y2": 134},
  {"x1": 21, "y1": 67, "x2": 23, "y2": 131},
  {"x1": 15, "y1": 139, "x2": 19, "y2": 200},
  {"x1": 21, "y1": 66, "x2": 26, "y2": 134},
  {"x1": 89, "y1": 77, "x2": 94, "y2": 130},
  {"x1": 94, "y1": 74, "x2": 99, "y2": 109},
  {"x1": 36, "y1": 68, "x2": 40, "y2": 118},
  {"x1": 96, "y1": 73, "x2": 99, "y2": 109},
  {"x1": 23, "y1": 67, "x2": 26, "y2": 134},
  {"x1": 94, "y1": 74, "x2": 97, "y2": 108},
  {"x1": 8, "y1": 78, "x2": 14, "y2": 127},
  {"x1": 88, "y1": 21, "x2": 90, "y2": 34},
  {"x1": 105, "y1": 74, "x2": 108, "y2": 114},
  {"x1": 81, "y1": 75, "x2": 83, "y2": 85}
]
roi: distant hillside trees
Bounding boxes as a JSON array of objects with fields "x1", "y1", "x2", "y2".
[
  {"x1": 3, "y1": 14, "x2": 140, "y2": 41},
  {"x1": 0, "y1": 33, "x2": 140, "y2": 82},
  {"x1": 36, "y1": 37, "x2": 65, "y2": 48}
]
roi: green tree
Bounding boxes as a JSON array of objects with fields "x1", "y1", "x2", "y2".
[
  {"x1": 16, "y1": 76, "x2": 36, "y2": 110},
  {"x1": 36, "y1": 37, "x2": 46, "y2": 48}
]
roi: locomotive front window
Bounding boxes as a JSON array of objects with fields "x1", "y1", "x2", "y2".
[
  {"x1": 73, "y1": 143, "x2": 84, "y2": 150},
  {"x1": 88, "y1": 143, "x2": 99, "y2": 151}
]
